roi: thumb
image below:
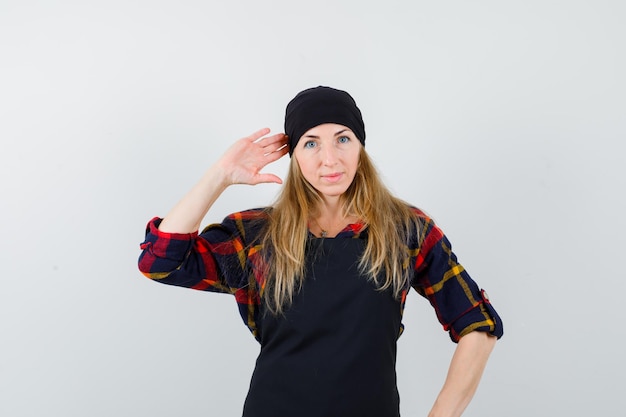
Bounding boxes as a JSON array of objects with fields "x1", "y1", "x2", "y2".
[{"x1": 254, "y1": 173, "x2": 283, "y2": 185}]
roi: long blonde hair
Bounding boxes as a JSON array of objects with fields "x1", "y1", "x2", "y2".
[{"x1": 261, "y1": 146, "x2": 419, "y2": 314}]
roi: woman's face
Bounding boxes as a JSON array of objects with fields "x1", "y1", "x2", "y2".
[{"x1": 293, "y1": 123, "x2": 361, "y2": 202}]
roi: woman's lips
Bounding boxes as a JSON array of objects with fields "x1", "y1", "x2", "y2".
[{"x1": 321, "y1": 173, "x2": 343, "y2": 183}]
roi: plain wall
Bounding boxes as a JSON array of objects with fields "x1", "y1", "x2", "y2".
[{"x1": 1, "y1": 1, "x2": 624, "y2": 416}]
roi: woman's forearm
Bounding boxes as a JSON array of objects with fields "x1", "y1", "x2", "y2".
[
  {"x1": 158, "y1": 164, "x2": 229, "y2": 233},
  {"x1": 428, "y1": 331, "x2": 497, "y2": 417}
]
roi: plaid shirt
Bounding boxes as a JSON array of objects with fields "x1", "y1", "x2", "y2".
[{"x1": 138, "y1": 207, "x2": 503, "y2": 343}]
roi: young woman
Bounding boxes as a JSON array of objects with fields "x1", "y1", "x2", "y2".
[{"x1": 138, "y1": 86, "x2": 503, "y2": 417}]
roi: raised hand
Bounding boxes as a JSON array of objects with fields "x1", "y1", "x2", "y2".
[
  {"x1": 217, "y1": 128, "x2": 289, "y2": 186},
  {"x1": 158, "y1": 128, "x2": 289, "y2": 233}
]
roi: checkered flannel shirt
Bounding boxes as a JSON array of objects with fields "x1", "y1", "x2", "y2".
[{"x1": 138, "y1": 207, "x2": 503, "y2": 343}]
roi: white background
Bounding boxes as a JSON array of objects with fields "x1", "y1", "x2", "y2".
[{"x1": 1, "y1": 1, "x2": 624, "y2": 416}]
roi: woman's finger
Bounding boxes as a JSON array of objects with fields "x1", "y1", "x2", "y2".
[
  {"x1": 262, "y1": 140, "x2": 288, "y2": 155},
  {"x1": 263, "y1": 143, "x2": 289, "y2": 162},
  {"x1": 246, "y1": 127, "x2": 271, "y2": 142},
  {"x1": 258, "y1": 133, "x2": 288, "y2": 151}
]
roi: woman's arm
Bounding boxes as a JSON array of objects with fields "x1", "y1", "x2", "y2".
[
  {"x1": 159, "y1": 128, "x2": 288, "y2": 233},
  {"x1": 428, "y1": 331, "x2": 497, "y2": 417}
]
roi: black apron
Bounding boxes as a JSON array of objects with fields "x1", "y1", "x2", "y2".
[{"x1": 242, "y1": 237, "x2": 402, "y2": 417}]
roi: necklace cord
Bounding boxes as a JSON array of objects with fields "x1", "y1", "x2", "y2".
[{"x1": 312, "y1": 218, "x2": 328, "y2": 238}]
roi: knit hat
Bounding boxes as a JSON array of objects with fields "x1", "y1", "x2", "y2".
[{"x1": 284, "y1": 86, "x2": 366, "y2": 156}]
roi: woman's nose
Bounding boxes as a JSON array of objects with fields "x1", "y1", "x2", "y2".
[{"x1": 321, "y1": 144, "x2": 339, "y2": 165}]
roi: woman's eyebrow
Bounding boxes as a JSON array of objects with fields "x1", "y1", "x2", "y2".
[{"x1": 304, "y1": 129, "x2": 351, "y2": 139}]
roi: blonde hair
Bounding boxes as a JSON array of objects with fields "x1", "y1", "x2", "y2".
[{"x1": 261, "y1": 147, "x2": 419, "y2": 314}]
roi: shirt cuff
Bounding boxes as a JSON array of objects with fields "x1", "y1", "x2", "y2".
[
  {"x1": 448, "y1": 289, "x2": 504, "y2": 342},
  {"x1": 140, "y1": 217, "x2": 199, "y2": 262}
]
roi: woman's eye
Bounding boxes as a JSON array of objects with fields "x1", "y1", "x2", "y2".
[
  {"x1": 338, "y1": 136, "x2": 350, "y2": 144},
  {"x1": 304, "y1": 141, "x2": 317, "y2": 149}
]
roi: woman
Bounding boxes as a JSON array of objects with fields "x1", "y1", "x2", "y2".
[{"x1": 138, "y1": 86, "x2": 503, "y2": 417}]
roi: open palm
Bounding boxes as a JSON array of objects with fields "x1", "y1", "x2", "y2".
[{"x1": 218, "y1": 128, "x2": 289, "y2": 186}]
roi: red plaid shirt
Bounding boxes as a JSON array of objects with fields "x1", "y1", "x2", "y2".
[{"x1": 138, "y1": 207, "x2": 503, "y2": 343}]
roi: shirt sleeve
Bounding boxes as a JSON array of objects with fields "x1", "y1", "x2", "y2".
[
  {"x1": 410, "y1": 213, "x2": 504, "y2": 342},
  {"x1": 137, "y1": 213, "x2": 261, "y2": 294}
]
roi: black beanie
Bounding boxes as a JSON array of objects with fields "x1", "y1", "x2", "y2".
[{"x1": 284, "y1": 86, "x2": 366, "y2": 156}]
